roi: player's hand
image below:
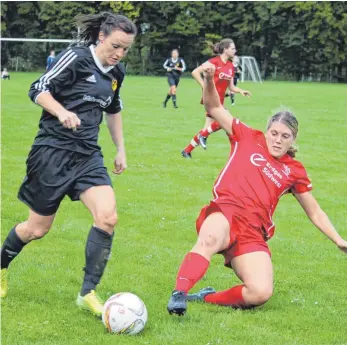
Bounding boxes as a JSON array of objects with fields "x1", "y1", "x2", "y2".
[
  {"x1": 167, "y1": 68, "x2": 172, "y2": 72},
  {"x1": 336, "y1": 239, "x2": 347, "y2": 254},
  {"x1": 112, "y1": 150, "x2": 127, "y2": 175},
  {"x1": 240, "y1": 89, "x2": 252, "y2": 97},
  {"x1": 201, "y1": 62, "x2": 216, "y2": 80},
  {"x1": 57, "y1": 109, "x2": 81, "y2": 131}
]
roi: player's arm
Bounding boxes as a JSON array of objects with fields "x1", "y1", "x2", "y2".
[
  {"x1": 163, "y1": 59, "x2": 171, "y2": 72},
  {"x1": 191, "y1": 64, "x2": 205, "y2": 89},
  {"x1": 29, "y1": 50, "x2": 81, "y2": 130},
  {"x1": 175, "y1": 59, "x2": 186, "y2": 72},
  {"x1": 105, "y1": 84, "x2": 127, "y2": 175},
  {"x1": 202, "y1": 62, "x2": 234, "y2": 135},
  {"x1": 294, "y1": 192, "x2": 347, "y2": 253},
  {"x1": 106, "y1": 111, "x2": 126, "y2": 175},
  {"x1": 228, "y1": 78, "x2": 251, "y2": 97},
  {"x1": 34, "y1": 93, "x2": 81, "y2": 130}
]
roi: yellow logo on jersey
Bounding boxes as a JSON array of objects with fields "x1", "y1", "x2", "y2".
[{"x1": 112, "y1": 80, "x2": 118, "y2": 91}]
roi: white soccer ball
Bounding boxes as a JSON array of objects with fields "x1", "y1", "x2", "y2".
[{"x1": 102, "y1": 292, "x2": 148, "y2": 335}]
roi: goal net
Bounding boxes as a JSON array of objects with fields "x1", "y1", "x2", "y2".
[{"x1": 240, "y1": 56, "x2": 263, "y2": 83}]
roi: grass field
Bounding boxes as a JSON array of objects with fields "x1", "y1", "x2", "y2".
[{"x1": 1, "y1": 73, "x2": 347, "y2": 345}]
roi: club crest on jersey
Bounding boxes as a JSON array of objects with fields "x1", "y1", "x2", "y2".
[{"x1": 112, "y1": 80, "x2": 118, "y2": 92}]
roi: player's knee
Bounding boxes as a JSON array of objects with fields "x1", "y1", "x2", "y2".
[
  {"x1": 29, "y1": 225, "x2": 51, "y2": 240},
  {"x1": 196, "y1": 234, "x2": 220, "y2": 252},
  {"x1": 248, "y1": 285, "x2": 273, "y2": 305},
  {"x1": 95, "y1": 210, "x2": 118, "y2": 231}
]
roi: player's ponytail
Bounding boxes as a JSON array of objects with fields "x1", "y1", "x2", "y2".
[
  {"x1": 213, "y1": 38, "x2": 234, "y2": 55},
  {"x1": 267, "y1": 110, "x2": 299, "y2": 158},
  {"x1": 75, "y1": 12, "x2": 137, "y2": 46}
]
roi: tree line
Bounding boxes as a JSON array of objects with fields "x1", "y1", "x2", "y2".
[{"x1": 1, "y1": 1, "x2": 347, "y2": 82}]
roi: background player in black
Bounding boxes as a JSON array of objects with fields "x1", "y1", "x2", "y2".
[
  {"x1": 0, "y1": 12, "x2": 137, "y2": 316},
  {"x1": 225, "y1": 55, "x2": 242, "y2": 106},
  {"x1": 163, "y1": 49, "x2": 186, "y2": 108}
]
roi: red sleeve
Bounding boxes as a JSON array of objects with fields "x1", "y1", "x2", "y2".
[
  {"x1": 291, "y1": 165, "x2": 313, "y2": 194},
  {"x1": 208, "y1": 57, "x2": 218, "y2": 66},
  {"x1": 230, "y1": 118, "x2": 254, "y2": 141}
]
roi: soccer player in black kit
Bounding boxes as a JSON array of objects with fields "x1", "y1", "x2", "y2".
[
  {"x1": 163, "y1": 49, "x2": 186, "y2": 108},
  {"x1": 0, "y1": 12, "x2": 137, "y2": 317}
]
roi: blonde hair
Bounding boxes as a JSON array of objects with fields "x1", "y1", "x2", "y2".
[{"x1": 266, "y1": 110, "x2": 299, "y2": 157}]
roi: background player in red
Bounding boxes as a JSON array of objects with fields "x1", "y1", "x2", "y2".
[
  {"x1": 181, "y1": 38, "x2": 251, "y2": 159},
  {"x1": 168, "y1": 62, "x2": 347, "y2": 316}
]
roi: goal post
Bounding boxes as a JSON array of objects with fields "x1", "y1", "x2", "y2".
[{"x1": 240, "y1": 56, "x2": 263, "y2": 83}]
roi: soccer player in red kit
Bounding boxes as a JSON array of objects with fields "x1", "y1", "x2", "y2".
[
  {"x1": 168, "y1": 62, "x2": 347, "y2": 316},
  {"x1": 181, "y1": 38, "x2": 251, "y2": 158}
]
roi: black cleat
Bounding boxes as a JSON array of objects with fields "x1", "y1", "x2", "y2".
[
  {"x1": 163, "y1": 102, "x2": 167, "y2": 108},
  {"x1": 174, "y1": 104, "x2": 178, "y2": 109},
  {"x1": 198, "y1": 134, "x2": 207, "y2": 150},
  {"x1": 167, "y1": 290, "x2": 187, "y2": 316},
  {"x1": 181, "y1": 150, "x2": 192, "y2": 159},
  {"x1": 186, "y1": 287, "x2": 216, "y2": 302}
]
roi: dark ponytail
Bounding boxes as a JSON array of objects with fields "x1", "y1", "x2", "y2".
[
  {"x1": 213, "y1": 38, "x2": 234, "y2": 55},
  {"x1": 75, "y1": 12, "x2": 137, "y2": 46}
]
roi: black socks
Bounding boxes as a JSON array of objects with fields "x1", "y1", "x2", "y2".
[
  {"x1": 81, "y1": 226, "x2": 114, "y2": 296},
  {"x1": 1, "y1": 227, "x2": 27, "y2": 269}
]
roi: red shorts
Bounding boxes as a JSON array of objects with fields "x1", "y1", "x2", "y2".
[{"x1": 196, "y1": 201, "x2": 271, "y2": 268}]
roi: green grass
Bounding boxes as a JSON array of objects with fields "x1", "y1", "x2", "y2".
[{"x1": 1, "y1": 73, "x2": 347, "y2": 345}]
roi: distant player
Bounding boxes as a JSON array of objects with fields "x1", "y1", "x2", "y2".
[
  {"x1": 162, "y1": 49, "x2": 186, "y2": 109},
  {"x1": 167, "y1": 62, "x2": 347, "y2": 316},
  {"x1": 0, "y1": 12, "x2": 137, "y2": 317},
  {"x1": 181, "y1": 39, "x2": 250, "y2": 158},
  {"x1": 46, "y1": 50, "x2": 56, "y2": 70},
  {"x1": 1, "y1": 68, "x2": 10, "y2": 80},
  {"x1": 226, "y1": 55, "x2": 242, "y2": 106}
]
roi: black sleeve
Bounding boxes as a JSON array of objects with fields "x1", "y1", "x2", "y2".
[
  {"x1": 105, "y1": 65, "x2": 125, "y2": 114},
  {"x1": 28, "y1": 48, "x2": 79, "y2": 103}
]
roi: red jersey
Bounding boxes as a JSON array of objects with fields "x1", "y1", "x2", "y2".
[
  {"x1": 208, "y1": 56, "x2": 235, "y2": 104},
  {"x1": 212, "y1": 119, "x2": 313, "y2": 240}
]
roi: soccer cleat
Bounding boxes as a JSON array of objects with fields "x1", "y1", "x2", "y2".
[
  {"x1": 167, "y1": 290, "x2": 187, "y2": 316},
  {"x1": 0, "y1": 268, "x2": 8, "y2": 298},
  {"x1": 163, "y1": 101, "x2": 167, "y2": 108},
  {"x1": 76, "y1": 290, "x2": 104, "y2": 317},
  {"x1": 174, "y1": 104, "x2": 178, "y2": 109},
  {"x1": 181, "y1": 150, "x2": 192, "y2": 159},
  {"x1": 186, "y1": 287, "x2": 216, "y2": 302},
  {"x1": 198, "y1": 134, "x2": 208, "y2": 150}
]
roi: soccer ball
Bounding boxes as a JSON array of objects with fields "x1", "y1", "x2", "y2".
[{"x1": 102, "y1": 293, "x2": 148, "y2": 335}]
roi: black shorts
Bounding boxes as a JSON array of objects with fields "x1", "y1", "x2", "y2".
[
  {"x1": 233, "y1": 76, "x2": 238, "y2": 86},
  {"x1": 168, "y1": 74, "x2": 180, "y2": 87},
  {"x1": 18, "y1": 145, "x2": 112, "y2": 216}
]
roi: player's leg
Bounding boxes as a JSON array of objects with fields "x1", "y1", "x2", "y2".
[
  {"x1": 1, "y1": 210, "x2": 55, "y2": 297},
  {"x1": 171, "y1": 78, "x2": 179, "y2": 108},
  {"x1": 181, "y1": 117, "x2": 215, "y2": 158},
  {"x1": 198, "y1": 116, "x2": 219, "y2": 149},
  {"x1": 200, "y1": 251, "x2": 273, "y2": 308},
  {"x1": 163, "y1": 77, "x2": 175, "y2": 107},
  {"x1": 167, "y1": 212, "x2": 230, "y2": 315},
  {"x1": 230, "y1": 77, "x2": 238, "y2": 105},
  {"x1": 77, "y1": 185, "x2": 117, "y2": 316}
]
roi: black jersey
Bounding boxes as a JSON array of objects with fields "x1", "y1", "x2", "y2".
[
  {"x1": 163, "y1": 57, "x2": 186, "y2": 78},
  {"x1": 28, "y1": 45, "x2": 125, "y2": 154}
]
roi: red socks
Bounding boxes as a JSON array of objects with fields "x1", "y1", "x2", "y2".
[
  {"x1": 204, "y1": 284, "x2": 247, "y2": 308},
  {"x1": 183, "y1": 133, "x2": 200, "y2": 154},
  {"x1": 175, "y1": 252, "x2": 210, "y2": 293},
  {"x1": 199, "y1": 121, "x2": 221, "y2": 137}
]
